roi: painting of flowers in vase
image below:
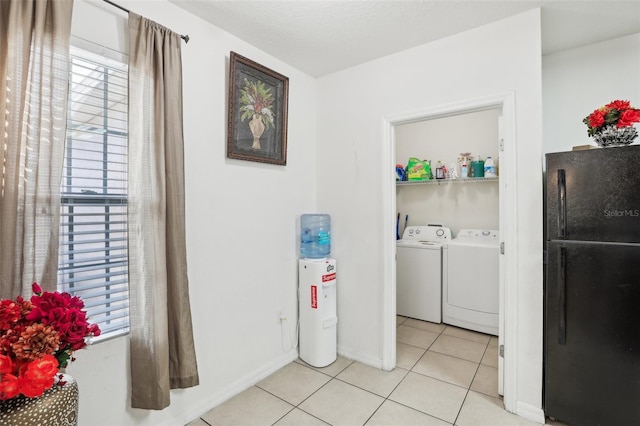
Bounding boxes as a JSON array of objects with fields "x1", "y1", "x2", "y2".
[{"x1": 227, "y1": 52, "x2": 289, "y2": 165}]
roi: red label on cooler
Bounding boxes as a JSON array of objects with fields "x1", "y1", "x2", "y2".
[
  {"x1": 311, "y1": 285, "x2": 317, "y2": 309},
  {"x1": 322, "y1": 273, "x2": 336, "y2": 282}
]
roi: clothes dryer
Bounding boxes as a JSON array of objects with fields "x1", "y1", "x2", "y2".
[
  {"x1": 443, "y1": 229, "x2": 499, "y2": 336},
  {"x1": 396, "y1": 225, "x2": 451, "y2": 323}
]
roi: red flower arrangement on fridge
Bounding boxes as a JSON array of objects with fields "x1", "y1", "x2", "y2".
[{"x1": 583, "y1": 99, "x2": 640, "y2": 137}]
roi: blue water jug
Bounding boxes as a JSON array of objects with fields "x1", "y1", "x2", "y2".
[{"x1": 300, "y1": 214, "x2": 331, "y2": 259}]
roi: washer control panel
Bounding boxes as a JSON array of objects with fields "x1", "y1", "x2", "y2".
[
  {"x1": 401, "y1": 225, "x2": 452, "y2": 242},
  {"x1": 455, "y1": 229, "x2": 499, "y2": 240}
]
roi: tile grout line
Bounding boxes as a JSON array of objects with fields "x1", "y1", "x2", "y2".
[
  {"x1": 399, "y1": 323, "x2": 498, "y2": 425},
  {"x1": 260, "y1": 374, "x2": 334, "y2": 426},
  {"x1": 196, "y1": 321, "x2": 498, "y2": 426},
  {"x1": 270, "y1": 359, "x2": 355, "y2": 425},
  {"x1": 399, "y1": 326, "x2": 491, "y2": 366},
  {"x1": 379, "y1": 325, "x2": 460, "y2": 425},
  {"x1": 405, "y1": 325, "x2": 442, "y2": 374},
  {"x1": 292, "y1": 356, "x2": 442, "y2": 425},
  {"x1": 451, "y1": 340, "x2": 491, "y2": 425}
]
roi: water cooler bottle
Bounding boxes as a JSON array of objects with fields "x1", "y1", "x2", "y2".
[{"x1": 298, "y1": 214, "x2": 337, "y2": 367}]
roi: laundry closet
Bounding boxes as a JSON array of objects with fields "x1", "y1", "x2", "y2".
[{"x1": 395, "y1": 108, "x2": 501, "y2": 336}]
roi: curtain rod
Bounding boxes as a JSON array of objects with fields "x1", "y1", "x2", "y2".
[{"x1": 102, "y1": 0, "x2": 190, "y2": 43}]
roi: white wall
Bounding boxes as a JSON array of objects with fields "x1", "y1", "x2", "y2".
[
  {"x1": 395, "y1": 109, "x2": 500, "y2": 235},
  {"x1": 543, "y1": 33, "x2": 640, "y2": 155},
  {"x1": 396, "y1": 180, "x2": 499, "y2": 236},
  {"x1": 69, "y1": 1, "x2": 317, "y2": 425},
  {"x1": 316, "y1": 9, "x2": 544, "y2": 421}
]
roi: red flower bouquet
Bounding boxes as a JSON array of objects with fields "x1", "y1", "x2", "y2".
[
  {"x1": 583, "y1": 100, "x2": 640, "y2": 137},
  {"x1": 0, "y1": 283, "x2": 100, "y2": 399}
]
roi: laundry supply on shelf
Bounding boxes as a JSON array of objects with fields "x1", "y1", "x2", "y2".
[
  {"x1": 484, "y1": 156, "x2": 497, "y2": 177},
  {"x1": 471, "y1": 155, "x2": 484, "y2": 178},
  {"x1": 458, "y1": 152, "x2": 472, "y2": 179},
  {"x1": 406, "y1": 157, "x2": 431, "y2": 180},
  {"x1": 435, "y1": 160, "x2": 445, "y2": 179}
]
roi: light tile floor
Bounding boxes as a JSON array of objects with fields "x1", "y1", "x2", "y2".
[{"x1": 188, "y1": 317, "x2": 564, "y2": 426}]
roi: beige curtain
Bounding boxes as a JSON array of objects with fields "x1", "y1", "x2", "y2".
[
  {"x1": 128, "y1": 13, "x2": 199, "y2": 410},
  {"x1": 0, "y1": 0, "x2": 73, "y2": 298}
]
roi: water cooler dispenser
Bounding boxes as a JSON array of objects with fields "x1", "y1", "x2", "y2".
[{"x1": 298, "y1": 214, "x2": 337, "y2": 367}]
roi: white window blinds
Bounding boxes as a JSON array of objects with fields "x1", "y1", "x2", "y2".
[{"x1": 58, "y1": 45, "x2": 129, "y2": 340}]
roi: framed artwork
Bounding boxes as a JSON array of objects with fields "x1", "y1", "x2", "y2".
[{"x1": 227, "y1": 52, "x2": 289, "y2": 165}]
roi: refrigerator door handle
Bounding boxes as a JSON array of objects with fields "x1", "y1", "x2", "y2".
[
  {"x1": 557, "y1": 169, "x2": 567, "y2": 238},
  {"x1": 558, "y1": 246, "x2": 567, "y2": 345}
]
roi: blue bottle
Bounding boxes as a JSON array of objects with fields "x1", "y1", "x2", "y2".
[{"x1": 300, "y1": 214, "x2": 331, "y2": 259}]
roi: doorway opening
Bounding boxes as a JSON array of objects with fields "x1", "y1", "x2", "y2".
[{"x1": 381, "y1": 93, "x2": 518, "y2": 411}]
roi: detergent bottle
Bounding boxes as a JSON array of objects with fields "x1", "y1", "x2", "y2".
[
  {"x1": 484, "y1": 157, "x2": 497, "y2": 177},
  {"x1": 435, "y1": 160, "x2": 444, "y2": 179}
]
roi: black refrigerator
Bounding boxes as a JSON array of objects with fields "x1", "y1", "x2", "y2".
[{"x1": 545, "y1": 145, "x2": 640, "y2": 426}]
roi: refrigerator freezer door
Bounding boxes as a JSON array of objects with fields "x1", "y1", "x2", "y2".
[
  {"x1": 545, "y1": 241, "x2": 640, "y2": 426},
  {"x1": 546, "y1": 146, "x2": 640, "y2": 243}
]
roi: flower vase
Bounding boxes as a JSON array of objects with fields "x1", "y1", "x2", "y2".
[
  {"x1": 249, "y1": 114, "x2": 265, "y2": 150},
  {"x1": 0, "y1": 374, "x2": 78, "y2": 426},
  {"x1": 592, "y1": 125, "x2": 638, "y2": 147}
]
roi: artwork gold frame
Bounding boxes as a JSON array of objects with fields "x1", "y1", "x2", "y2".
[{"x1": 227, "y1": 52, "x2": 289, "y2": 165}]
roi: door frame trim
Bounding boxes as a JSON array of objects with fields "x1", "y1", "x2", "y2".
[{"x1": 381, "y1": 91, "x2": 518, "y2": 412}]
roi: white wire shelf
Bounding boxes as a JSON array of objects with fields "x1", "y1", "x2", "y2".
[{"x1": 396, "y1": 177, "x2": 499, "y2": 186}]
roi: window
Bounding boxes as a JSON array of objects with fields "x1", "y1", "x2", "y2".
[{"x1": 58, "y1": 45, "x2": 129, "y2": 341}]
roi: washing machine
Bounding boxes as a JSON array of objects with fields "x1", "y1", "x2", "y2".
[
  {"x1": 396, "y1": 225, "x2": 451, "y2": 323},
  {"x1": 443, "y1": 229, "x2": 499, "y2": 335}
]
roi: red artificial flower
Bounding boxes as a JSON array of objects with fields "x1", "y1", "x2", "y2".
[
  {"x1": 28, "y1": 291, "x2": 85, "y2": 326},
  {"x1": 0, "y1": 325, "x2": 25, "y2": 356},
  {"x1": 0, "y1": 354, "x2": 13, "y2": 375},
  {"x1": 17, "y1": 355, "x2": 58, "y2": 398},
  {"x1": 0, "y1": 374, "x2": 20, "y2": 399},
  {"x1": 55, "y1": 308, "x2": 89, "y2": 349},
  {"x1": 23, "y1": 355, "x2": 59, "y2": 381},
  {"x1": 606, "y1": 99, "x2": 631, "y2": 111},
  {"x1": 588, "y1": 110, "x2": 606, "y2": 128},
  {"x1": 0, "y1": 300, "x2": 21, "y2": 330},
  {"x1": 617, "y1": 108, "x2": 640, "y2": 128},
  {"x1": 15, "y1": 296, "x2": 33, "y2": 319},
  {"x1": 18, "y1": 376, "x2": 50, "y2": 398},
  {"x1": 13, "y1": 323, "x2": 60, "y2": 361},
  {"x1": 88, "y1": 323, "x2": 101, "y2": 338},
  {"x1": 31, "y1": 282, "x2": 42, "y2": 295}
]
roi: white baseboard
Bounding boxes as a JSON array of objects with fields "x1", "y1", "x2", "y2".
[
  {"x1": 167, "y1": 350, "x2": 299, "y2": 426},
  {"x1": 337, "y1": 346, "x2": 383, "y2": 370},
  {"x1": 516, "y1": 400, "x2": 546, "y2": 424}
]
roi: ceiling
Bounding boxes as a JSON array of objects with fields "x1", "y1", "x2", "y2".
[{"x1": 170, "y1": 1, "x2": 640, "y2": 78}]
